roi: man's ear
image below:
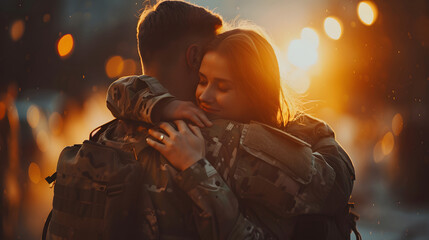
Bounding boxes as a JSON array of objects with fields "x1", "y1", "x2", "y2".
[{"x1": 186, "y1": 44, "x2": 202, "y2": 71}]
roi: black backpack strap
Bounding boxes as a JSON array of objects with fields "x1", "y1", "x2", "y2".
[
  {"x1": 42, "y1": 209, "x2": 53, "y2": 240},
  {"x1": 90, "y1": 119, "x2": 118, "y2": 141},
  {"x1": 45, "y1": 172, "x2": 57, "y2": 184},
  {"x1": 348, "y1": 203, "x2": 362, "y2": 240}
]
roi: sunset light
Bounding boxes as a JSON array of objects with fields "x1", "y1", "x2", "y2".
[
  {"x1": 287, "y1": 28, "x2": 319, "y2": 69},
  {"x1": 57, "y1": 34, "x2": 74, "y2": 58},
  {"x1": 324, "y1": 17, "x2": 343, "y2": 40},
  {"x1": 3, "y1": 1, "x2": 427, "y2": 239},
  {"x1": 358, "y1": 1, "x2": 378, "y2": 26}
]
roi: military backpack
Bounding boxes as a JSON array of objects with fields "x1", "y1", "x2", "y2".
[{"x1": 42, "y1": 120, "x2": 149, "y2": 240}]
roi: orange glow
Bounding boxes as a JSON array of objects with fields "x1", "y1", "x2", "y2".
[
  {"x1": 28, "y1": 162, "x2": 41, "y2": 184},
  {"x1": 381, "y1": 132, "x2": 394, "y2": 155},
  {"x1": 105, "y1": 56, "x2": 125, "y2": 78},
  {"x1": 358, "y1": 1, "x2": 378, "y2": 26},
  {"x1": 287, "y1": 28, "x2": 319, "y2": 69},
  {"x1": 10, "y1": 19, "x2": 25, "y2": 41},
  {"x1": 5, "y1": 172, "x2": 21, "y2": 206},
  {"x1": 286, "y1": 69, "x2": 311, "y2": 94},
  {"x1": 43, "y1": 14, "x2": 51, "y2": 23},
  {"x1": 324, "y1": 17, "x2": 343, "y2": 40},
  {"x1": 0, "y1": 101, "x2": 6, "y2": 120},
  {"x1": 301, "y1": 27, "x2": 319, "y2": 48},
  {"x1": 392, "y1": 113, "x2": 403, "y2": 136},
  {"x1": 49, "y1": 112, "x2": 63, "y2": 135},
  {"x1": 57, "y1": 34, "x2": 74, "y2": 58},
  {"x1": 27, "y1": 105, "x2": 40, "y2": 128},
  {"x1": 122, "y1": 59, "x2": 138, "y2": 76},
  {"x1": 36, "y1": 130, "x2": 49, "y2": 153}
]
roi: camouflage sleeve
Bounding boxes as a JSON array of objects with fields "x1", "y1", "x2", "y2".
[
  {"x1": 173, "y1": 158, "x2": 265, "y2": 240},
  {"x1": 202, "y1": 120, "x2": 337, "y2": 216},
  {"x1": 199, "y1": 118, "x2": 354, "y2": 238},
  {"x1": 285, "y1": 114, "x2": 355, "y2": 214},
  {"x1": 106, "y1": 75, "x2": 175, "y2": 124}
]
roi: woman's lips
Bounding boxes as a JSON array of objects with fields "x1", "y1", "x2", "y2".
[{"x1": 199, "y1": 104, "x2": 220, "y2": 113}]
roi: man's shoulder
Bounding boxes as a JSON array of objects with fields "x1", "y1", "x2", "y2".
[
  {"x1": 97, "y1": 119, "x2": 151, "y2": 150},
  {"x1": 286, "y1": 113, "x2": 335, "y2": 146}
]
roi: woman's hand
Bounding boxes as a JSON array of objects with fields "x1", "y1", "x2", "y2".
[
  {"x1": 160, "y1": 100, "x2": 212, "y2": 127},
  {"x1": 146, "y1": 120, "x2": 205, "y2": 171}
]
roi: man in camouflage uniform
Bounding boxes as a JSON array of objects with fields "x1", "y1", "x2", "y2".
[
  {"x1": 101, "y1": 1, "x2": 356, "y2": 239},
  {"x1": 97, "y1": 2, "x2": 265, "y2": 239}
]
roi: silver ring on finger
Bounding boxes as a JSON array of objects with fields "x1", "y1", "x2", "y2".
[{"x1": 159, "y1": 134, "x2": 164, "y2": 142}]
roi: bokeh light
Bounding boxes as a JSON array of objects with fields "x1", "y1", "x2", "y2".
[
  {"x1": 381, "y1": 132, "x2": 394, "y2": 155},
  {"x1": 57, "y1": 34, "x2": 74, "y2": 58},
  {"x1": 36, "y1": 130, "x2": 49, "y2": 153},
  {"x1": 121, "y1": 59, "x2": 138, "y2": 76},
  {"x1": 373, "y1": 140, "x2": 384, "y2": 163},
  {"x1": 10, "y1": 19, "x2": 25, "y2": 41},
  {"x1": 301, "y1": 27, "x2": 319, "y2": 48},
  {"x1": 105, "y1": 56, "x2": 125, "y2": 78},
  {"x1": 28, "y1": 162, "x2": 41, "y2": 184},
  {"x1": 392, "y1": 113, "x2": 404, "y2": 136},
  {"x1": 27, "y1": 105, "x2": 40, "y2": 129},
  {"x1": 43, "y1": 14, "x2": 51, "y2": 23},
  {"x1": 287, "y1": 28, "x2": 319, "y2": 69},
  {"x1": 358, "y1": 1, "x2": 378, "y2": 26},
  {"x1": 324, "y1": 17, "x2": 343, "y2": 40}
]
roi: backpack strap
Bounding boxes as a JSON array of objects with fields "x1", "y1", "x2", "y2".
[
  {"x1": 347, "y1": 203, "x2": 362, "y2": 240},
  {"x1": 90, "y1": 119, "x2": 118, "y2": 141},
  {"x1": 45, "y1": 172, "x2": 57, "y2": 184},
  {"x1": 42, "y1": 209, "x2": 52, "y2": 240}
]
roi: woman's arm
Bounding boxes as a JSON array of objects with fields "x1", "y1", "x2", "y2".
[{"x1": 146, "y1": 120, "x2": 267, "y2": 239}]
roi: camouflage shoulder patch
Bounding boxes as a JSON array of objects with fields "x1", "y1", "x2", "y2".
[{"x1": 240, "y1": 122, "x2": 315, "y2": 184}]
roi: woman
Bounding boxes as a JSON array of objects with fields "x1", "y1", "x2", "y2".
[
  {"x1": 144, "y1": 29, "x2": 358, "y2": 239},
  {"x1": 146, "y1": 28, "x2": 295, "y2": 169}
]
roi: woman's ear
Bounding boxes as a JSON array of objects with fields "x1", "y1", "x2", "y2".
[{"x1": 186, "y1": 44, "x2": 202, "y2": 71}]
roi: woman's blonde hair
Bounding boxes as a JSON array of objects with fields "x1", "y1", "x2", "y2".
[{"x1": 204, "y1": 25, "x2": 298, "y2": 127}]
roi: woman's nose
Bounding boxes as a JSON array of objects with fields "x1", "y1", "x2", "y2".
[{"x1": 199, "y1": 85, "x2": 215, "y2": 103}]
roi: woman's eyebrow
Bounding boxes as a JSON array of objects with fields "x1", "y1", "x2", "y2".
[
  {"x1": 214, "y1": 77, "x2": 233, "y2": 83},
  {"x1": 198, "y1": 72, "x2": 207, "y2": 79}
]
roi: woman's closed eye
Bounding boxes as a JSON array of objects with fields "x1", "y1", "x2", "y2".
[
  {"x1": 198, "y1": 78, "x2": 208, "y2": 86},
  {"x1": 217, "y1": 82, "x2": 232, "y2": 92}
]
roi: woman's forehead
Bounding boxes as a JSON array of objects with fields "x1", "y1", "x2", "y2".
[{"x1": 200, "y1": 51, "x2": 234, "y2": 81}]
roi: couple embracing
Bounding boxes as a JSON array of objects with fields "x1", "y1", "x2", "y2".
[{"x1": 47, "y1": 1, "x2": 358, "y2": 239}]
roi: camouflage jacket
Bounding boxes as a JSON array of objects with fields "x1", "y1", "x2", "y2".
[{"x1": 105, "y1": 75, "x2": 356, "y2": 239}]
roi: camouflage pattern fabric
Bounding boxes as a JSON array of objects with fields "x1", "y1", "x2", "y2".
[
  {"x1": 107, "y1": 75, "x2": 175, "y2": 124},
  {"x1": 105, "y1": 75, "x2": 356, "y2": 239},
  {"x1": 97, "y1": 120, "x2": 265, "y2": 239}
]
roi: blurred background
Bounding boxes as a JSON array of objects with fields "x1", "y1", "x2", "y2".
[{"x1": 1, "y1": 0, "x2": 428, "y2": 239}]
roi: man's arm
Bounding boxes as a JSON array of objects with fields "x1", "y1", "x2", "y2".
[
  {"x1": 107, "y1": 75, "x2": 211, "y2": 127},
  {"x1": 106, "y1": 75, "x2": 175, "y2": 124}
]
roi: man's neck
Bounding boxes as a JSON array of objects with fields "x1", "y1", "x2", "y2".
[{"x1": 142, "y1": 65, "x2": 196, "y2": 102}]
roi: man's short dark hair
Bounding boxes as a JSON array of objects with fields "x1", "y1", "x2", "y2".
[{"x1": 137, "y1": 0, "x2": 223, "y2": 68}]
